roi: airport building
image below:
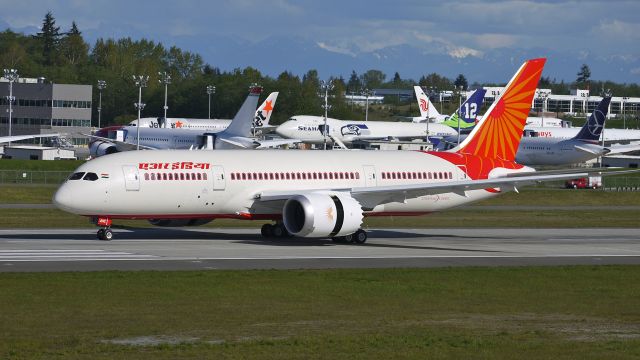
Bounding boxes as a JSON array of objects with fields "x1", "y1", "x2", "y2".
[
  {"x1": 0, "y1": 77, "x2": 92, "y2": 145},
  {"x1": 369, "y1": 85, "x2": 640, "y2": 121},
  {"x1": 478, "y1": 87, "x2": 640, "y2": 120}
]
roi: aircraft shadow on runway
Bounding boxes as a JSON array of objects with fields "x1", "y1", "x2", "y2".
[{"x1": 0, "y1": 227, "x2": 504, "y2": 253}]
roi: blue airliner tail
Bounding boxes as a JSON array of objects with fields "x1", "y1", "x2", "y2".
[
  {"x1": 573, "y1": 96, "x2": 612, "y2": 141},
  {"x1": 441, "y1": 88, "x2": 487, "y2": 131}
]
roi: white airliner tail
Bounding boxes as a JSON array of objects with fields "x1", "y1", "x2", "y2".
[
  {"x1": 254, "y1": 92, "x2": 279, "y2": 128},
  {"x1": 414, "y1": 86, "x2": 441, "y2": 120},
  {"x1": 223, "y1": 86, "x2": 262, "y2": 137}
]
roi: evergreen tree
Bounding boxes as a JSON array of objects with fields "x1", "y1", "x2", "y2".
[
  {"x1": 576, "y1": 64, "x2": 591, "y2": 88},
  {"x1": 37, "y1": 11, "x2": 61, "y2": 65},
  {"x1": 393, "y1": 72, "x2": 401, "y2": 84},
  {"x1": 454, "y1": 74, "x2": 468, "y2": 90},
  {"x1": 60, "y1": 21, "x2": 88, "y2": 65},
  {"x1": 346, "y1": 70, "x2": 361, "y2": 93}
]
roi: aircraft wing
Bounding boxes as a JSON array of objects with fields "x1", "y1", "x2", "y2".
[
  {"x1": 257, "y1": 171, "x2": 640, "y2": 210},
  {"x1": 574, "y1": 144, "x2": 605, "y2": 156},
  {"x1": 0, "y1": 133, "x2": 61, "y2": 144},
  {"x1": 254, "y1": 139, "x2": 301, "y2": 149},
  {"x1": 604, "y1": 143, "x2": 640, "y2": 156},
  {"x1": 83, "y1": 133, "x2": 158, "y2": 151}
]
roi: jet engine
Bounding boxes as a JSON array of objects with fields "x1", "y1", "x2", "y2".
[
  {"x1": 282, "y1": 193, "x2": 363, "y2": 238},
  {"x1": 89, "y1": 140, "x2": 118, "y2": 157},
  {"x1": 148, "y1": 218, "x2": 213, "y2": 227}
]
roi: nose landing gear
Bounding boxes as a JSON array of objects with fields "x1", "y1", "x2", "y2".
[{"x1": 94, "y1": 217, "x2": 113, "y2": 241}]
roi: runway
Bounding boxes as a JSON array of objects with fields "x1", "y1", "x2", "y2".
[{"x1": 0, "y1": 227, "x2": 639, "y2": 272}]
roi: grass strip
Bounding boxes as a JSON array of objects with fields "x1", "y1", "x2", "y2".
[
  {"x1": 1, "y1": 266, "x2": 639, "y2": 359},
  {"x1": 1, "y1": 208, "x2": 640, "y2": 229}
]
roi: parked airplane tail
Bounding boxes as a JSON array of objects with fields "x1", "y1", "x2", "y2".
[
  {"x1": 223, "y1": 86, "x2": 263, "y2": 137},
  {"x1": 253, "y1": 92, "x2": 279, "y2": 128},
  {"x1": 441, "y1": 88, "x2": 487, "y2": 130},
  {"x1": 414, "y1": 85, "x2": 441, "y2": 120},
  {"x1": 450, "y1": 58, "x2": 546, "y2": 162},
  {"x1": 573, "y1": 96, "x2": 612, "y2": 141}
]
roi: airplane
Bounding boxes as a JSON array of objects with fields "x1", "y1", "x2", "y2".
[
  {"x1": 522, "y1": 123, "x2": 640, "y2": 143},
  {"x1": 128, "y1": 92, "x2": 278, "y2": 132},
  {"x1": 53, "y1": 58, "x2": 634, "y2": 242},
  {"x1": 88, "y1": 90, "x2": 291, "y2": 156},
  {"x1": 275, "y1": 115, "x2": 457, "y2": 147},
  {"x1": 0, "y1": 133, "x2": 62, "y2": 145},
  {"x1": 439, "y1": 96, "x2": 640, "y2": 165},
  {"x1": 411, "y1": 86, "x2": 486, "y2": 128},
  {"x1": 515, "y1": 96, "x2": 640, "y2": 165}
]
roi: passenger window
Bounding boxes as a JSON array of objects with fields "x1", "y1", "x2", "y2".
[
  {"x1": 83, "y1": 172, "x2": 98, "y2": 181},
  {"x1": 68, "y1": 172, "x2": 85, "y2": 180}
]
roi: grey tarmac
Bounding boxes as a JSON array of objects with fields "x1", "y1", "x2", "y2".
[{"x1": 0, "y1": 227, "x2": 639, "y2": 272}]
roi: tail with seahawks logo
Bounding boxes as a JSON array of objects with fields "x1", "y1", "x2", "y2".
[{"x1": 441, "y1": 88, "x2": 487, "y2": 132}]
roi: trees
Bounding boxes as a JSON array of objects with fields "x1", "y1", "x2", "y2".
[
  {"x1": 360, "y1": 69, "x2": 386, "y2": 89},
  {"x1": 454, "y1": 74, "x2": 468, "y2": 90},
  {"x1": 36, "y1": 11, "x2": 61, "y2": 66},
  {"x1": 576, "y1": 64, "x2": 591, "y2": 88},
  {"x1": 346, "y1": 70, "x2": 361, "y2": 93},
  {"x1": 60, "y1": 21, "x2": 89, "y2": 66}
]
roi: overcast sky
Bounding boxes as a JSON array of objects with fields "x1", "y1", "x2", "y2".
[{"x1": 1, "y1": 0, "x2": 639, "y2": 79}]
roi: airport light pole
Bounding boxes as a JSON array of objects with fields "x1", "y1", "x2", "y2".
[
  {"x1": 600, "y1": 88, "x2": 612, "y2": 167},
  {"x1": 622, "y1": 97, "x2": 629, "y2": 129},
  {"x1": 456, "y1": 85, "x2": 463, "y2": 145},
  {"x1": 158, "y1": 72, "x2": 171, "y2": 128},
  {"x1": 538, "y1": 92, "x2": 549, "y2": 126},
  {"x1": 97, "y1": 80, "x2": 106, "y2": 129},
  {"x1": 361, "y1": 88, "x2": 373, "y2": 122},
  {"x1": 3, "y1": 68, "x2": 18, "y2": 146},
  {"x1": 133, "y1": 75, "x2": 149, "y2": 150},
  {"x1": 206, "y1": 85, "x2": 215, "y2": 119},
  {"x1": 320, "y1": 80, "x2": 334, "y2": 150}
]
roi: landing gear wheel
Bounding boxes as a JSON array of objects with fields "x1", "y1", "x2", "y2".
[
  {"x1": 97, "y1": 228, "x2": 113, "y2": 241},
  {"x1": 272, "y1": 224, "x2": 288, "y2": 238},
  {"x1": 352, "y1": 230, "x2": 367, "y2": 244},
  {"x1": 261, "y1": 224, "x2": 274, "y2": 238}
]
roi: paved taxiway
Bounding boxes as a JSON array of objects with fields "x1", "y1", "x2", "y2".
[{"x1": 1, "y1": 228, "x2": 639, "y2": 272}]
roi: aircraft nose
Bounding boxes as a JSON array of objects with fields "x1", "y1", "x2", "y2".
[
  {"x1": 53, "y1": 183, "x2": 83, "y2": 214},
  {"x1": 275, "y1": 123, "x2": 292, "y2": 138}
]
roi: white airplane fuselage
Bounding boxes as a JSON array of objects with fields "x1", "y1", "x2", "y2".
[
  {"x1": 275, "y1": 116, "x2": 457, "y2": 144},
  {"x1": 525, "y1": 126, "x2": 640, "y2": 142},
  {"x1": 54, "y1": 150, "x2": 521, "y2": 220},
  {"x1": 515, "y1": 137, "x2": 604, "y2": 165},
  {"x1": 130, "y1": 117, "x2": 230, "y2": 130}
]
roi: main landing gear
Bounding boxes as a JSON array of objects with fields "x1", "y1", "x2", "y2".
[
  {"x1": 332, "y1": 229, "x2": 367, "y2": 245},
  {"x1": 261, "y1": 223, "x2": 291, "y2": 238},
  {"x1": 95, "y1": 217, "x2": 113, "y2": 241},
  {"x1": 259, "y1": 223, "x2": 368, "y2": 244}
]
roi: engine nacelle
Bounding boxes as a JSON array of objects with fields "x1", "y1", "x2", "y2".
[
  {"x1": 148, "y1": 218, "x2": 213, "y2": 227},
  {"x1": 282, "y1": 193, "x2": 363, "y2": 238},
  {"x1": 89, "y1": 140, "x2": 118, "y2": 157}
]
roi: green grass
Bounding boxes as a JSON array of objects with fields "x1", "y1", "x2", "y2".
[
  {"x1": 1, "y1": 266, "x2": 639, "y2": 359},
  {"x1": 1, "y1": 186, "x2": 640, "y2": 228},
  {"x1": 0, "y1": 159, "x2": 84, "y2": 171},
  {"x1": 1, "y1": 208, "x2": 639, "y2": 229}
]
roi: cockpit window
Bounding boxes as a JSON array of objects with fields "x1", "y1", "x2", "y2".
[
  {"x1": 288, "y1": 117, "x2": 296, "y2": 121},
  {"x1": 83, "y1": 172, "x2": 99, "y2": 181},
  {"x1": 68, "y1": 172, "x2": 85, "y2": 180}
]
